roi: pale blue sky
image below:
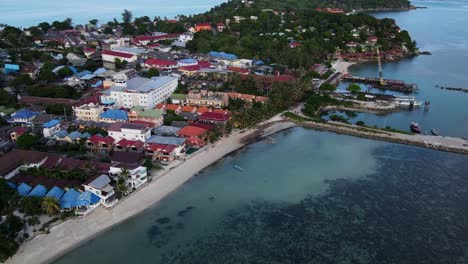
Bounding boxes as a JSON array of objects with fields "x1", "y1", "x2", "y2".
[{"x1": 1, "y1": 0, "x2": 226, "y2": 27}]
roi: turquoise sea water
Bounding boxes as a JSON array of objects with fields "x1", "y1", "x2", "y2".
[
  {"x1": 0, "y1": 0, "x2": 226, "y2": 28},
  {"x1": 52, "y1": 127, "x2": 468, "y2": 263},
  {"x1": 338, "y1": 0, "x2": 468, "y2": 138}
]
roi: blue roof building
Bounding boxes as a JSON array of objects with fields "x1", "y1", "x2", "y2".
[
  {"x1": 60, "y1": 189, "x2": 81, "y2": 209},
  {"x1": 76, "y1": 70, "x2": 92, "y2": 78},
  {"x1": 17, "y1": 183, "x2": 32, "y2": 196},
  {"x1": 91, "y1": 80, "x2": 103, "y2": 88},
  {"x1": 4, "y1": 64, "x2": 20, "y2": 74},
  {"x1": 66, "y1": 131, "x2": 90, "y2": 141},
  {"x1": 75, "y1": 191, "x2": 101, "y2": 207},
  {"x1": 208, "y1": 51, "x2": 238, "y2": 60},
  {"x1": 28, "y1": 184, "x2": 48, "y2": 197},
  {"x1": 45, "y1": 186, "x2": 65, "y2": 200},
  {"x1": 99, "y1": 109, "x2": 128, "y2": 122},
  {"x1": 93, "y1": 68, "x2": 107, "y2": 75},
  {"x1": 42, "y1": 119, "x2": 61, "y2": 128},
  {"x1": 11, "y1": 109, "x2": 39, "y2": 122},
  {"x1": 147, "y1": 135, "x2": 186, "y2": 146},
  {"x1": 55, "y1": 130, "x2": 69, "y2": 139}
]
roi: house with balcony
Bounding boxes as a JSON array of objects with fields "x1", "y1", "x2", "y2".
[
  {"x1": 86, "y1": 134, "x2": 115, "y2": 153},
  {"x1": 42, "y1": 119, "x2": 61, "y2": 138},
  {"x1": 128, "y1": 106, "x2": 164, "y2": 127},
  {"x1": 107, "y1": 122, "x2": 152, "y2": 142},
  {"x1": 99, "y1": 109, "x2": 129, "y2": 123},
  {"x1": 114, "y1": 138, "x2": 145, "y2": 153},
  {"x1": 73, "y1": 102, "x2": 105, "y2": 122},
  {"x1": 109, "y1": 164, "x2": 148, "y2": 190},
  {"x1": 145, "y1": 143, "x2": 178, "y2": 164},
  {"x1": 82, "y1": 174, "x2": 118, "y2": 208},
  {"x1": 186, "y1": 89, "x2": 229, "y2": 108}
]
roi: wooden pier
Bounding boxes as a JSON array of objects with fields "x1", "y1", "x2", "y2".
[
  {"x1": 436, "y1": 85, "x2": 468, "y2": 93},
  {"x1": 342, "y1": 76, "x2": 418, "y2": 93}
]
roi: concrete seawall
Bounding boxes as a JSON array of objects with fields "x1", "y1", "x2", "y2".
[{"x1": 294, "y1": 120, "x2": 468, "y2": 155}]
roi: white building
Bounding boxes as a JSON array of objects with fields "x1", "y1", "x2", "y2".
[
  {"x1": 178, "y1": 33, "x2": 194, "y2": 43},
  {"x1": 107, "y1": 122, "x2": 152, "y2": 143},
  {"x1": 109, "y1": 164, "x2": 148, "y2": 190},
  {"x1": 73, "y1": 102, "x2": 105, "y2": 122},
  {"x1": 42, "y1": 119, "x2": 61, "y2": 138},
  {"x1": 100, "y1": 76, "x2": 178, "y2": 109},
  {"x1": 112, "y1": 69, "x2": 138, "y2": 82},
  {"x1": 102, "y1": 49, "x2": 137, "y2": 63},
  {"x1": 82, "y1": 174, "x2": 118, "y2": 208}
]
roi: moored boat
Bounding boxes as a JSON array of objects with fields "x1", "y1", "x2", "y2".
[{"x1": 410, "y1": 122, "x2": 421, "y2": 133}]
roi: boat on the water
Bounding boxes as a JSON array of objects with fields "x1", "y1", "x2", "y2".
[
  {"x1": 410, "y1": 122, "x2": 421, "y2": 134},
  {"x1": 394, "y1": 96, "x2": 422, "y2": 107},
  {"x1": 233, "y1": 164, "x2": 244, "y2": 171},
  {"x1": 431, "y1": 129, "x2": 439, "y2": 136}
]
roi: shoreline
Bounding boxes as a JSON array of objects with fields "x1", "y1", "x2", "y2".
[{"x1": 6, "y1": 116, "x2": 296, "y2": 264}]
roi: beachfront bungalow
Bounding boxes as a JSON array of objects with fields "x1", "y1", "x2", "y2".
[
  {"x1": 82, "y1": 174, "x2": 118, "y2": 208},
  {"x1": 28, "y1": 184, "x2": 47, "y2": 197},
  {"x1": 146, "y1": 136, "x2": 186, "y2": 159},
  {"x1": 45, "y1": 186, "x2": 65, "y2": 201},
  {"x1": 75, "y1": 191, "x2": 101, "y2": 215},
  {"x1": 145, "y1": 143, "x2": 178, "y2": 164},
  {"x1": 177, "y1": 126, "x2": 207, "y2": 147},
  {"x1": 17, "y1": 183, "x2": 33, "y2": 196},
  {"x1": 199, "y1": 112, "x2": 230, "y2": 125},
  {"x1": 60, "y1": 189, "x2": 81, "y2": 210},
  {"x1": 109, "y1": 164, "x2": 148, "y2": 190}
]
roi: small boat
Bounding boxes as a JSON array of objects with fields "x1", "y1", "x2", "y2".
[
  {"x1": 394, "y1": 96, "x2": 422, "y2": 107},
  {"x1": 410, "y1": 122, "x2": 421, "y2": 134},
  {"x1": 264, "y1": 137, "x2": 275, "y2": 144},
  {"x1": 233, "y1": 164, "x2": 244, "y2": 171},
  {"x1": 431, "y1": 129, "x2": 439, "y2": 136}
]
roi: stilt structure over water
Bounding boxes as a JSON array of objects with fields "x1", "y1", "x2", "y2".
[{"x1": 341, "y1": 46, "x2": 418, "y2": 93}]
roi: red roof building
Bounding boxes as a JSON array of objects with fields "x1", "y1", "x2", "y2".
[
  {"x1": 144, "y1": 59, "x2": 178, "y2": 70},
  {"x1": 177, "y1": 126, "x2": 207, "y2": 147},
  {"x1": 199, "y1": 112, "x2": 230, "y2": 124},
  {"x1": 195, "y1": 23, "x2": 212, "y2": 32},
  {"x1": 181, "y1": 105, "x2": 197, "y2": 113},
  {"x1": 102, "y1": 49, "x2": 137, "y2": 62},
  {"x1": 227, "y1": 66, "x2": 250, "y2": 75}
]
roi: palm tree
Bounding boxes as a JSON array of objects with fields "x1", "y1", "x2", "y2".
[
  {"x1": 120, "y1": 168, "x2": 130, "y2": 181},
  {"x1": 42, "y1": 197, "x2": 60, "y2": 215},
  {"x1": 115, "y1": 181, "x2": 128, "y2": 196}
]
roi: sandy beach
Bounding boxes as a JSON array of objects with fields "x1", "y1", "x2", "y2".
[
  {"x1": 6, "y1": 116, "x2": 296, "y2": 264},
  {"x1": 332, "y1": 60, "x2": 356, "y2": 74}
]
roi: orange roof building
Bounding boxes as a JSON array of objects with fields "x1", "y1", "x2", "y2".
[
  {"x1": 181, "y1": 105, "x2": 197, "y2": 113},
  {"x1": 196, "y1": 107, "x2": 211, "y2": 115}
]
